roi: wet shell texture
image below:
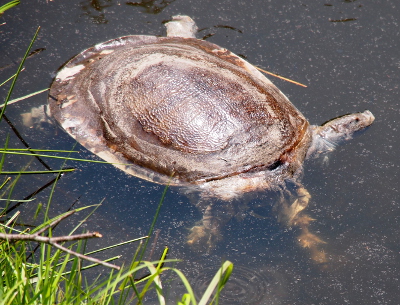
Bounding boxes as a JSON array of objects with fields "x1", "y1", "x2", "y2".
[{"x1": 49, "y1": 35, "x2": 310, "y2": 191}]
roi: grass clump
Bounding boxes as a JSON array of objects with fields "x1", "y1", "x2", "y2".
[{"x1": 0, "y1": 187, "x2": 233, "y2": 304}]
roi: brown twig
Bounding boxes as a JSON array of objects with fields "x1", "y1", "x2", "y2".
[
  {"x1": 255, "y1": 66, "x2": 308, "y2": 87},
  {"x1": 25, "y1": 209, "x2": 76, "y2": 261},
  {"x1": 0, "y1": 231, "x2": 101, "y2": 243},
  {"x1": 0, "y1": 228, "x2": 121, "y2": 270},
  {"x1": 47, "y1": 235, "x2": 121, "y2": 270}
]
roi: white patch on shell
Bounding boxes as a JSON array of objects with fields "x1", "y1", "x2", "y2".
[
  {"x1": 98, "y1": 49, "x2": 114, "y2": 55},
  {"x1": 95, "y1": 39, "x2": 127, "y2": 51},
  {"x1": 61, "y1": 99, "x2": 78, "y2": 108},
  {"x1": 57, "y1": 64, "x2": 85, "y2": 82},
  {"x1": 212, "y1": 48, "x2": 228, "y2": 55}
]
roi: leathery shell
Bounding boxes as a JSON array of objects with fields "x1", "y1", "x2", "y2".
[{"x1": 49, "y1": 35, "x2": 310, "y2": 187}]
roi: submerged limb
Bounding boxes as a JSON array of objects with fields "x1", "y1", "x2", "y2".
[
  {"x1": 297, "y1": 225, "x2": 327, "y2": 264},
  {"x1": 286, "y1": 186, "x2": 311, "y2": 225},
  {"x1": 187, "y1": 204, "x2": 223, "y2": 251},
  {"x1": 186, "y1": 191, "x2": 251, "y2": 250},
  {"x1": 187, "y1": 196, "x2": 237, "y2": 251},
  {"x1": 278, "y1": 185, "x2": 310, "y2": 225},
  {"x1": 279, "y1": 183, "x2": 328, "y2": 264}
]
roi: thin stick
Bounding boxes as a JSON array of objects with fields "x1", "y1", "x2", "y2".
[
  {"x1": 255, "y1": 66, "x2": 307, "y2": 87},
  {"x1": 0, "y1": 68, "x2": 25, "y2": 87},
  {"x1": 5, "y1": 211, "x2": 20, "y2": 226},
  {"x1": 0, "y1": 177, "x2": 11, "y2": 189},
  {"x1": 0, "y1": 230, "x2": 121, "y2": 270},
  {"x1": 0, "y1": 231, "x2": 101, "y2": 242},
  {"x1": 49, "y1": 239, "x2": 120, "y2": 270},
  {"x1": 0, "y1": 26, "x2": 40, "y2": 120}
]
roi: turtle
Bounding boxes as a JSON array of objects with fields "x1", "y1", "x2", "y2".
[{"x1": 45, "y1": 15, "x2": 374, "y2": 261}]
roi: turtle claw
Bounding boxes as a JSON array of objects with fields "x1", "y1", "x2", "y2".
[
  {"x1": 187, "y1": 204, "x2": 224, "y2": 251},
  {"x1": 298, "y1": 230, "x2": 326, "y2": 248},
  {"x1": 294, "y1": 214, "x2": 316, "y2": 226},
  {"x1": 187, "y1": 224, "x2": 222, "y2": 251},
  {"x1": 298, "y1": 228, "x2": 328, "y2": 264},
  {"x1": 279, "y1": 186, "x2": 311, "y2": 225},
  {"x1": 278, "y1": 185, "x2": 329, "y2": 264}
]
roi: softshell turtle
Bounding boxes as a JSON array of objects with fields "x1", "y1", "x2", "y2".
[{"x1": 46, "y1": 15, "x2": 374, "y2": 261}]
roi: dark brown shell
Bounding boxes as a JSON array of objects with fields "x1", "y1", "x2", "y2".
[{"x1": 49, "y1": 35, "x2": 310, "y2": 187}]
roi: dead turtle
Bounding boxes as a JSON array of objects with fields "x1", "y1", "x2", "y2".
[{"x1": 47, "y1": 15, "x2": 374, "y2": 261}]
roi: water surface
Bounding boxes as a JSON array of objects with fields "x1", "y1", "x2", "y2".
[{"x1": 1, "y1": 0, "x2": 399, "y2": 304}]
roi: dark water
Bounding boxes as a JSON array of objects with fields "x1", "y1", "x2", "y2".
[{"x1": 1, "y1": 0, "x2": 399, "y2": 304}]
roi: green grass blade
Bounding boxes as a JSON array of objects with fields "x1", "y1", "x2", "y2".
[
  {"x1": 198, "y1": 261, "x2": 233, "y2": 305},
  {"x1": 0, "y1": 71, "x2": 20, "y2": 88},
  {"x1": 0, "y1": 0, "x2": 20, "y2": 14},
  {"x1": 0, "y1": 198, "x2": 35, "y2": 202},
  {"x1": 0, "y1": 135, "x2": 10, "y2": 172},
  {"x1": 1, "y1": 148, "x2": 78, "y2": 153},
  {"x1": 164, "y1": 267, "x2": 198, "y2": 305},
  {"x1": 138, "y1": 247, "x2": 169, "y2": 303},
  {"x1": 0, "y1": 169, "x2": 75, "y2": 175},
  {"x1": 138, "y1": 183, "x2": 169, "y2": 263},
  {"x1": 0, "y1": 177, "x2": 11, "y2": 189},
  {"x1": 0, "y1": 88, "x2": 49, "y2": 108},
  {"x1": 0, "y1": 150, "x2": 124, "y2": 165},
  {"x1": 0, "y1": 26, "x2": 40, "y2": 121}
]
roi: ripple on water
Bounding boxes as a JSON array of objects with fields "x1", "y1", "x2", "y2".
[{"x1": 193, "y1": 264, "x2": 288, "y2": 305}]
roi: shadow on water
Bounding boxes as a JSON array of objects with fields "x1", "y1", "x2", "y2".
[
  {"x1": 126, "y1": 0, "x2": 177, "y2": 15},
  {"x1": 1, "y1": 0, "x2": 399, "y2": 304},
  {"x1": 79, "y1": 0, "x2": 177, "y2": 22},
  {"x1": 80, "y1": 0, "x2": 114, "y2": 24}
]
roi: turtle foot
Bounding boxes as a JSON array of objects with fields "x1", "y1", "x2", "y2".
[
  {"x1": 279, "y1": 184, "x2": 329, "y2": 264},
  {"x1": 187, "y1": 204, "x2": 223, "y2": 251},
  {"x1": 187, "y1": 224, "x2": 222, "y2": 251},
  {"x1": 298, "y1": 229, "x2": 326, "y2": 248},
  {"x1": 281, "y1": 186, "x2": 311, "y2": 225},
  {"x1": 298, "y1": 228, "x2": 328, "y2": 264}
]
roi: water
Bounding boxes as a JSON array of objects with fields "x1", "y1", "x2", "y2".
[{"x1": 1, "y1": 0, "x2": 399, "y2": 304}]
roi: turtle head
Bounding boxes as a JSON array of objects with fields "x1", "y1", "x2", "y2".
[{"x1": 307, "y1": 110, "x2": 375, "y2": 158}]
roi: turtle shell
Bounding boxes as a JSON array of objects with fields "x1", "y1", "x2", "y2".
[{"x1": 49, "y1": 35, "x2": 310, "y2": 187}]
